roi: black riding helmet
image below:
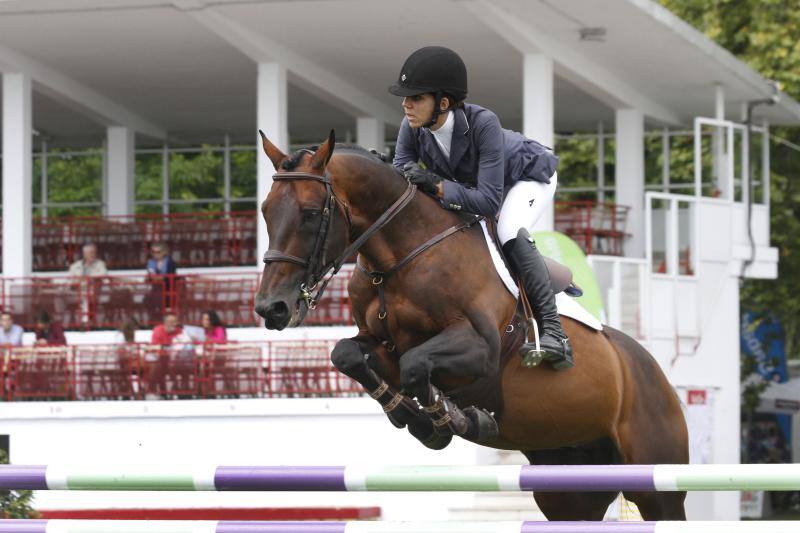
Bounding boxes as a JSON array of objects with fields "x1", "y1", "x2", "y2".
[{"x1": 389, "y1": 46, "x2": 467, "y2": 127}]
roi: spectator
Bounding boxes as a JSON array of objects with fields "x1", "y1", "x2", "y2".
[
  {"x1": 68, "y1": 243, "x2": 108, "y2": 277},
  {"x1": 34, "y1": 310, "x2": 67, "y2": 346},
  {"x1": 0, "y1": 312, "x2": 23, "y2": 347},
  {"x1": 201, "y1": 310, "x2": 227, "y2": 343},
  {"x1": 151, "y1": 312, "x2": 183, "y2": 345},
  {"x1": 114, "y1": 318, "x2": 140, "y2": 344},
  {"x1": 145, "y1": 242, "x2": 177, "y2": 315},
  {"x1": 146, "y1": 242, "x2": 177, "y2": 277}
]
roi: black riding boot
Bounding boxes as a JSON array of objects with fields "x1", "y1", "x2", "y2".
[{"x1": 502, "y1": 228, "x2": 574, "y2": 370}]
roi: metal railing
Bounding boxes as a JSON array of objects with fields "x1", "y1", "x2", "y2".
[
  {"x1": 0, "y1": 268, "x2": 354, "y2": 330},
  {"x1": 1, "y1": 340, "x2": 363, "y2": 401}
]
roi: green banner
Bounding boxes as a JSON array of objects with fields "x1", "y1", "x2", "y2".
[{"x1": 530, "y1": 231, "x2": 604, "y2": 321}]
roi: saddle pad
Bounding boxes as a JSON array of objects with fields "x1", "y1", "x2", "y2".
[{"x1": 480, "y1": 221, "x2": 603, "y2": 331}]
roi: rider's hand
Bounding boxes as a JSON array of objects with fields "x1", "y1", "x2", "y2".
[{"x1": 403, "y1": 162, "x2": 442, "y2": 196}]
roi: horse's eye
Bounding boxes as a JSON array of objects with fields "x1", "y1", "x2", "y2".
[{"x1": 301, "y1": 209, "x2": 320, "y2": 221}]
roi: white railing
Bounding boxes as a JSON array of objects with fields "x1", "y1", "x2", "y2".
[{"x1": 586, "y1": 255, "x2": 649, "y2": 342}]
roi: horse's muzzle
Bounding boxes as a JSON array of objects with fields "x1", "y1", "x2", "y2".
[{"x1": 255, "y1": 296, "x2": 292, "y2": 330}]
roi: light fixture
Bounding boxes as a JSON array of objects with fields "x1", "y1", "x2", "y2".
[{"x1": 579, "y1": 27, "x2": 606, "y2": 42}]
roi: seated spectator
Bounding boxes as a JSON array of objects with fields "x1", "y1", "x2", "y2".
[
  {"x1": 68, "y1": 243, "x2": 108, "y2": 277},
  {"x1": 114, "y1": 318, "x2": 140, "y2": 344},
  {"x1": 34, "y1": 310, "x2": 67, "y2": 346},
  {"x1": 201, "y1": 310, "x2": 227, "y2": 343},
  {"x1": 151, "y1": 312, "x2": 182, "y2": 345},
  {"x1": 0, "y1": 311, "x2": 23, "y2": 347}
]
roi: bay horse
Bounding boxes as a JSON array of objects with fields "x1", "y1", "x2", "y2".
[{"x1": 254, "y1": 130, "x2": 688, "y2": 521}]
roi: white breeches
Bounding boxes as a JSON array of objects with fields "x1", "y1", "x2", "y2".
[{"x1": 496, "y1": 171, "x2": 558, "y2": 245}]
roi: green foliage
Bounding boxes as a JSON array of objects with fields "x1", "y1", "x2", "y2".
[
  {"x1": 0, "y1": 450, "x2": 38, "y2": 519},
  {"x1": 660, "y1": 0, "x2": 800, "y2": 358}
]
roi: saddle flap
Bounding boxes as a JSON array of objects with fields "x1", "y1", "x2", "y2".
[{"x1": 543, "y1": 257, "x2": 573, "y2": 295}]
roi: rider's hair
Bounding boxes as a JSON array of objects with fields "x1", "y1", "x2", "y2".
[{"x1": 440, "y1": 92, "x2": 465, "y2": 111}]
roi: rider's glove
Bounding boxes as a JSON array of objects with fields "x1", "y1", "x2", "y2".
[{"x1": 403, "y1": 162, "x2": 442, "y2": 196}]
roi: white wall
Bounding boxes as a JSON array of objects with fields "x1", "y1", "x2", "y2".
[{"x1": 2, "y1": 398, "x2": 482, "y2": 520}]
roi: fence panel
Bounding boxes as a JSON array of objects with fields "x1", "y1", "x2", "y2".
[
  {"x1": 139, "y1": 345, "x2": 202, "y2": 399},
  {"x1": 73, "y1": 344, "x2": 139, "y2": 400},
  {"x1": 3, "y1": 278, "x2": 87, "y2": 329},
  {"x1": 202, "y1": 343, "x2": 266, "y2": 398},
  {"x1": 174, "y1": 275, "x2": 258, "y2": 327},
  {"x1": 89, "y1": 276, "x2": 169, "y2": 328},
  {"x1": 266, "y1": 340, "x2": 361, "y2": 398},
  {"x1": 6, "y1": 347, "x2": 73, "y2": 401}
]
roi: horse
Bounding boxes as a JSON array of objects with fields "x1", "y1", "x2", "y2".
[{"x1": 254, "y1": 130, "x2": 689, "y2": 521}]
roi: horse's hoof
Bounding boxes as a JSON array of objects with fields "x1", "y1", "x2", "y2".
[
  {"x1": 463, "y1": 406, "x2": 499, "y2": 441},
  {"x1": 418, "y1": 430, "x2": 453, "y2": 450},
  {"x1": 386, "y1": 412, "x2": 406, "y2": 429},
  {"x1": 521, "y1": 349, "x2": 543, "y2": 368},
  {"x1": 407, "y1": 421, "x2": 452, "y2": 450}
]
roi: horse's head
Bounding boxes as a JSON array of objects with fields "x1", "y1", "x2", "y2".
[{"x1": 254, "y1": 130, "x2": 350, "y2": 330}]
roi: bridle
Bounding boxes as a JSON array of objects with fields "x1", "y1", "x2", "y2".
[{"x1": 262, "y1": 166, "x2": 417, "y2": 310}]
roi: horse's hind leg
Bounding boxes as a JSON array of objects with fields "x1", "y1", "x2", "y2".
[
  {"x1": 605, "y1": 328, "x2": 689, "y2": 520},
  {"x1": 524, "y1": 442, "x2": 619, "y2": 521},
  {"x1": 331, "y1": 336, "x2": 451, "y2": 450},
  {"x1": 616, "y1": 417, "x2": 688, "y2": 520}
]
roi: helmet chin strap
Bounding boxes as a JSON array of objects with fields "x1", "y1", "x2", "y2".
[{"x1": 423, "y1": 91, "x2": 445, "y2": 129}]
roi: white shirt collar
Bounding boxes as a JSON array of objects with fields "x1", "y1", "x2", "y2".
[{"x1": 428, "y1": 110, "x2": 454, "y2": 159}]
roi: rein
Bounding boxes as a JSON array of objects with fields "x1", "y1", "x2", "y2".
[
  {"x1": 357, "y1": 213, "x2": 482, "y2": 352},
  {"x1": 264, "y1": 167, "x2": 482, "y2": 352},
  {"x1": 263, "y1": 170, "x2": 416, "y2": 309}
]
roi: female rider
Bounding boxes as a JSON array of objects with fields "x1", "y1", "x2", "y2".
[{"x1": 389, "y1": 46, "x2": 573, "y2": 370}]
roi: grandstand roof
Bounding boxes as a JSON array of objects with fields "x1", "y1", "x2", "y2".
[{"x1": 0, "y1": 0, "x2": 798, "y2": 148}]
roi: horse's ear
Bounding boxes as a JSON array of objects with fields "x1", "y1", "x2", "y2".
[
  {"x1": 311, "y1": 129, "x2": 336, "y2": 171},
  {"x1": 258, "y1": 129, "x2": 287, "y2": 170}
]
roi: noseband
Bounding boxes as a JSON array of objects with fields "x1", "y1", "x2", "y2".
[{"x1": 263, "y1": 169, "x2": 416, "y2": 309}]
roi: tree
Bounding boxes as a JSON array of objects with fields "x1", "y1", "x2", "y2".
[
  {"x1": 660, "y1": 0, "x2": 800, "y2": 358},
  {"x1": 0, "y1": 450, "x2": 38, "y2": 519}
]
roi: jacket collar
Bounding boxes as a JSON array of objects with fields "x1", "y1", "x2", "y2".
[
  {"x1": 421, "y1": 108, "x2": 470, "y2": 178},
  {"x1": 448, "y1": 108, "x2": 470, "y2": 172}
]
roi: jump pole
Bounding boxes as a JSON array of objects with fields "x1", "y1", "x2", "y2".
[
  {"x1": 2, "y1": 464, "x2": 800, "y2": 492},
  {"x1": 0, "y1": 521, "x2": 799, "y2": 533}
]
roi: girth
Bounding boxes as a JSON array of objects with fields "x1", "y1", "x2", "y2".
[{"x1": 357, "y1": 214, "x2": 483, "y2": 352}]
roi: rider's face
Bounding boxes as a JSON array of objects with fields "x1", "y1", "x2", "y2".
[{"x1": 401, "y1": 94, "x2": 435, "y2": 128}]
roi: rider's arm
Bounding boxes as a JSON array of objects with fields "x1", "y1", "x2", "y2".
[
  {"x1": 439, "y1": 113, "x2": 504, "y2": 217},
  {"x1": 393, "y1": 117, "x2": 419, "y2": 172}
]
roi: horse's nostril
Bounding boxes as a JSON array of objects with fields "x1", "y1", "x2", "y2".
[{"x1": 269, "y1": 301, "x2": 289, "y2": 320}]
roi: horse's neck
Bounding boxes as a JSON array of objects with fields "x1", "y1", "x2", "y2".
[{"x1": 337, "y1": 161, "x2": 455, "y2": 272}]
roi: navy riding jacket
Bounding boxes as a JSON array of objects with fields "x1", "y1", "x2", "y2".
[{"x1": 393, "y1": 102, "x2": 558, "y2": 217}]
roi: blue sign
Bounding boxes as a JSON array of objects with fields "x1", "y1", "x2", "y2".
[{"x1": 741, "y1": 312, "x2": 787, "y2": 384}]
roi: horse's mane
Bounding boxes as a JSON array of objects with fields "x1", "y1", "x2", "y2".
[{"x1": 281, "y1": 143, "x2": 398, "y2": 174}]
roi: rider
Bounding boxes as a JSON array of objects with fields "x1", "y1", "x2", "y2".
[{"x1": 389, "y1": 46, "x2": 573, "y2": 369}]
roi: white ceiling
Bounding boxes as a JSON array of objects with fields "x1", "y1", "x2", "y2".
[{"x1": 0, "y1": 0, "x2": 796, "y2": 149}]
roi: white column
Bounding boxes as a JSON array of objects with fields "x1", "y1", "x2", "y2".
[
  {"x1": 356, "y1": 117, "x2": 385, "y2": 153},
  {"x1": 523, "y1": 54, "x2": 555, "y2": 232},
  {"x1": 2, "y1": 73, "x2": 33, "y2": 277},
  {"x1": 256, "y1": 62, "x2": 288, "y2": 265},
  {"x1": 615, "y1": 108, "x2": 645, "y2": 258},
  {"x1": 106, "y1": 126, "x2": 135, "y2": 216},
  {"x1": 713, "y1": 83, "x2": 729, "y2": 198}
]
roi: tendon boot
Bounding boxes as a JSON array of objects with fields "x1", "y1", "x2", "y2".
[{"x1": 502, "y1": 228, "x2": 574, "y2": 370}]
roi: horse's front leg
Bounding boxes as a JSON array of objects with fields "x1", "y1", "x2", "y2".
[
  {"x1": 399, "y1": 320, "x2": 500, "y2": 442},
  {"x1": 331, "y1": 335, "x2": 452, "y2": 450}
]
